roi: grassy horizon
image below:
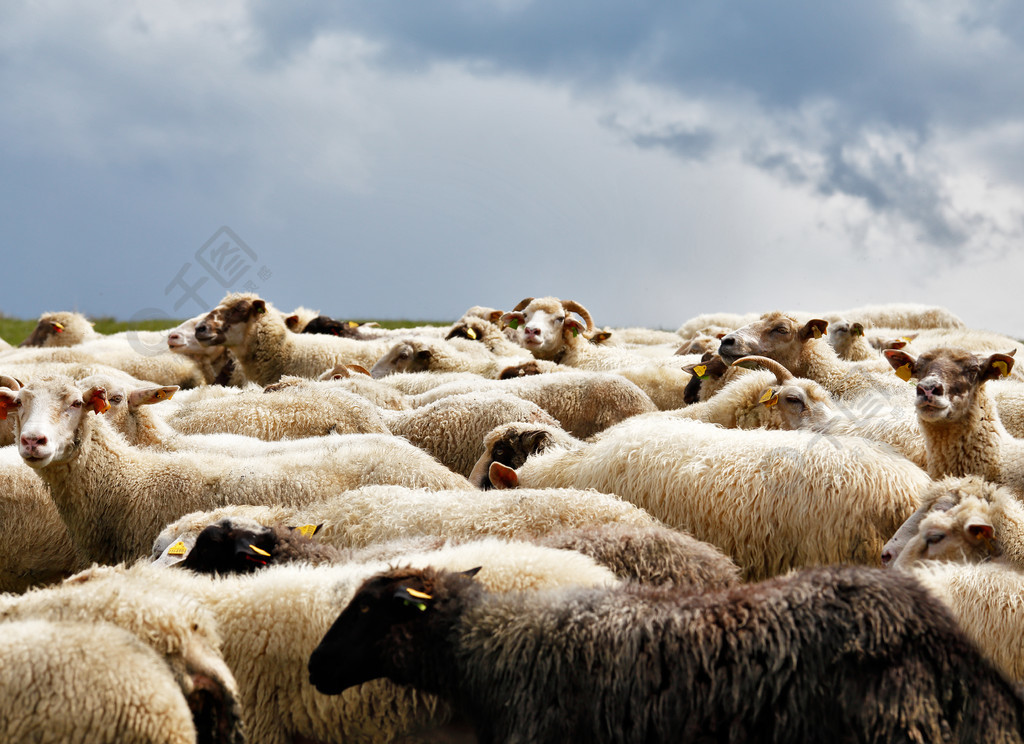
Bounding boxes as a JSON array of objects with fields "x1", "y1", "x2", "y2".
[{"x1": 0, "y1": 314, "x2": 450, "y2": 346}]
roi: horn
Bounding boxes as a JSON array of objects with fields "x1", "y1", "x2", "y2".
[
  {"x1": 732, "y1": 355, "x2": 794, "y2": 383},
  {"x1": 0, "y1": 375, "x2": 21, "y2": 391},
  {"x1": 560, "y1": 300, "x2": 595, "y2": 332},
  {"x1": 511, "y1": 297, "x2": 535, "y2": 312}
]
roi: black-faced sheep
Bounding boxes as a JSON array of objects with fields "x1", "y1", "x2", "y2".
[{"x1": 309, "y1": 563, "x2": 1024, "y2": 744}]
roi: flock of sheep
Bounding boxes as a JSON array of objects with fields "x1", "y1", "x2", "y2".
[{"x1": 1, "y1": 293, "x2": 1024, "y2": 742}]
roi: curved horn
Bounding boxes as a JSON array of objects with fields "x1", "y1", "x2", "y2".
[
  {"x1": 0, "y1": 375, "x2": 22, "y2": 391},
  {"x1": 512, "y1": 297, "x2": 535, "y2": 312},
  {"x1": 732, "y1": 355, "x2": 793, "y2": 383},
  {"x1": 560, "y1": 300, "x2": 595, "y2": 332}
]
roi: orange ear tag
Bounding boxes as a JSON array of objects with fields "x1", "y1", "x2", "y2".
[{"x1": 895, "y1": 364, "x2": 913, "y2": 382}]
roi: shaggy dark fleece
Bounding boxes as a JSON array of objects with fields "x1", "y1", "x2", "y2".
[{"x1": 310, "y1": 564, "x2": 1024, "y2": 744}]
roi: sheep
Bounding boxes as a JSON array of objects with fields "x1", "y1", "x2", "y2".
[
  {"x1": 899, "y1": 328, "x2": 1024, "y2": 379},
  {"x1": 308, "y1": 563, "x2": 1024, "y2": 743},
  {"x1": 827, "y1": 319, "x2": 878, "y2": 361},
  {"x1": 473, "y1": 417, "x2": 929, "y2": 580},
  {"x1": 718, "y1": 311, "x2": 913, "y2": 400},
  {"x1": 993, "y1": 381, "x2": 1024, "y2": 438},
  {"x1": 18, "y1": 310, "x2": 103, "y2": 347},
  {"x1": 0, "y1": 444, "x2": 86, "y2": 592},
  {"x1": 0, "y1": 565, "x2": 244, "y2": 743},
  {"x1": 194, "y1": 292, "x2": 397, "y2": 384},
  {"x1": 140, "y1": 538, "x2": 622, "y2": 744},
  {"x1": 883, "y1": 347, "x2": 1024, "y2": 494},
  {"x1": 669, "y1": 355, "x2": 836, "y2": 430},
  {"x1": 444, "y1": 308, "x2": 532, "y2": 358},
  {"x1": 0, "y1": 375, "x2": 472, "y2": 564},
  {"x1": 0, "y1": 619, "x2": 200, "y2": 744},
  {"x1": 911, "y1": 561, "x2": 1024, "y2": 685},
  {"x1": 151, "y1": 484, "x2": 662, "y2": 565},
  {"x1": 675, "y1": 311, "x2": 760, "y2": 340},
  {"x1": 281, "y1": 305, "x2": 322, "y2": 333},
  {"x1": 166, "y1": 314, "x2": 247, "y2": 387},
  {"x1": 379, "y1": 370, "x2": 658, "y2": 439},
  {"x1": 369, "y1": 336, "x2": 536, "y2": 380},
  {"x1": 173, "y1": 516, "x2": 742, "y2": 590},
  {"x1": 97, "y1": 375, "x2": 392, "y2": 443},
  {"x1": 823, "y1": 302, "x2": 967, "y2": 330}
]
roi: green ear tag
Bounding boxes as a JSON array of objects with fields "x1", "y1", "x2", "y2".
[
  {"x1": 572, "y1": 328, "x2": 579, "y2": 338},
  {"x1": 509, "y1": 319, "x2": 519, "y2": 330}
]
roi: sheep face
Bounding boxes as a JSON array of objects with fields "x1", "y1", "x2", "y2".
[
  {"x1": 309, "y1": 567, "x2": 477, "y2": 695},
  {"x1": 884, "y1": 348, "x2": 1015, "y2": 424},
  {"x1": 469, "y1": 422, "x2": 568, "y2": 489},
  {"x1": 890, "y1": 498, "x2": 999, "y2": 569},
  {"x1": 718, "y1": 313, "x2": 829, "y2": 370},
  {"x1": 180, "y1": 519, "x2": 276, "y2": 574},
  {"x1": 195, "y1": 295, "x2": 267, "y2": 347},
  {"x1": 18, "y1": 312, "x2": 92, "y2": 347},
  {"x1": 770, "y1": 380, "x2": 836, "y2": 429},
  {"x1": 0, "y1": 377, "x2": 108, "y2": 468},
  {"x1": 167, "y1": 316, "x2": 217, "y2": 356},
  {"x1": 827, "y1": 321, "x2": 864, "y2": 356},
  {"x1": 370, "y1": 342, "x2": 433, "y2": 378},
  {"x1": 501, "y1": 297, "x2": 591, "y2": 361},
  {"x1": 881, "y1": 482, "x2": 966, "y2": 567}
]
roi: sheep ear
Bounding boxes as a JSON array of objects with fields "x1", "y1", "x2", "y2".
[
  {"x1": 589, "y1": 330, "x2": 612, "y2": 344},
  {"x1": 851, "y1": 323, "x2": 864, "y2": 336},
  {"x1": 884, "y1": 349, "x2": 917, "y2": 382},
  {"x1": 488, "y1": 461, "x2": 519, "y2": 490},
  {"x1": 500, "y1": 312, "x2": 525, "y2": 331},
  {"x1": 966, "y1": 519, "x2": 994, "y2": 543},
  {"x1": 799, "y1": 319, "x2": 828, "y2": 341},
  {"x1": 521, "y1": 429, "x2": 552, "y2": 456},
  {"x1": 564, "y1": 317, "x2": 585, "y2": 339},
  {"x1": 758, "y1": 387, "x2": 780, "y2": 407},
  {"x1": 460, "y1": 566, "x2": 483, "y2": 578},
  {"x1": 0, "y1": 389, "x2": 19, "y2": 420},
  {"x1": 284, "y1": 314, "x2": 301, "y2": 331},
  {"x1": 981, "y1": 353, "x2": 1015, "y2": 382},
  {"x1": 346, "y1": 365, "x2": 371, "y2": 376},
  {"x1": 128, "y1": 386, "x2": 178, "y2": 409},
  {"x1": 488, "y1": 310, "x2": 504, "y2": 324},
  {"x1": 251, "y1": 299, "x2": 267, "y2": 317},
  {"x1": 82, "y1": 387, "x2": 110, "y2": 415}
]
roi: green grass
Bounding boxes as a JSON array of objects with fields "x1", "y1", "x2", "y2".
[{"x1": 0, "y1": 314, "x2": 449, "y2": 346}]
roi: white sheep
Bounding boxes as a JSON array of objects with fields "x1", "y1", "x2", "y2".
[
  {"x1": 718, "y1": 311, "x2": 913, "y2": 401},
  {"x1": 0, "y1": 376, "x2": 472, "y2": 564},
  {"x1": 369, "y1": 336, "x2": 537, "y2": 379},
  {"x1": 676, "y1": 311, "x2": 760, "y2": 340},
  {"x1": 166, "y1": 314, "x2": 246, "y2": 387},
  {"x1": 194, "y1": 293, "x2": 398, "y2": 384},
  {"x1": 822, "y1": 302, "x2": 967, "y2": 331},
  {"x1": 827, "y1": 319, "x2": 878, "y2": 361},
  {"x1": 151, "y1": 484, "x2": 661, "y2": 564},
  {"x1": 0, "y1": 444, "x2": 86, "y2": 592},
  {"x1": 883, "y1": 347, "x2": 1024, "y2": 494},
  {"x1": 476, "y1": 417, "x2": 929, "y2": 580},
  {"x1": 0, "y1": 619, "x2": 200, "y2": 744}
]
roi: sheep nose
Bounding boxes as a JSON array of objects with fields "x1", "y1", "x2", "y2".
[
  {"x1": 524, "y1": 327, "x2": 541, "y2": 338},
  {"x1": 917, "y1": 380, "x2": 943, "y2": 399},
  {"x1": 719, "y1": 335, "x2": 736, "y2": 348},
  {"x1": 21, "y1": 433, "x2": 47, "y2": 447},
  {"x1": 880, "y1": 548, "x2": 894, "y2": 566}
]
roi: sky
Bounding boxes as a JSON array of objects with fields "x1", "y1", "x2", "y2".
[{"x1": 1, "y1": 1, "x2": 1022, "y2": 337}]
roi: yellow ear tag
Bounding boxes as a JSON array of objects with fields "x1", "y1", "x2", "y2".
[
  {"x1": 994, "y1": 360, "x2": 1010, "y2": 378},
  {"x1": 509, "y1": 319, "x2": 519, "y2": 330},
  {"x1": 52, "y1": 322, "x2": 65, "y2": 332},
  {"x1": 405, "y1": 587, "x2": 433, "y2": 600},
  {"x1": 758, "y1": 389, "x2": 774, "y2": 404},
  {"x1": 895, "y1": 364, "x2": 913, "y2": 382},
  {"x1": 249, "y1": 544, "x2": 271, "y2": 557},
  {"x1": 693, "y1": 364, "x2": 708, "y2": 380},
  {"x1": 466, "y1": 328, "x2": 477, "y2": 340},
  {"x1": 347, "y1": 321, "x2": 358, "y2": 328},
  {"x1": 812, "y1": 327, "x2": 823, "y2": 339},
  {"x1": 298, "y1": 524, "x2": 320, "y2": 538},
  {"x1": 900, "y1": 337, "x2": 912, "y2": 344},
  {"x1": 168, "y1": 541, "x2": 187, "y2": 556}
]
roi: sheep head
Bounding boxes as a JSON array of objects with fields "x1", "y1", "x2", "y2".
[
  {"x1": 500, "y1": 297, "x2": 596, "y2": 360},
  {"x1": 717, "y1": 312, "x2": 829, "y2": 373},
  {"x1": 19, "y1": 311, "x2": 94, "y2": 348},
  {"x1": 0, "y1": 377, "x2": 109, "y2": 468},
  {"x1": 195, "y1": 293, "x2": 271, "y2": 347},
  {"x1": 469, "y1": 421, "x2": 573, "y2": 489},
  {"x1": 308, "y1": 566, "x2": 482, "y2": 696},
  {"x1": 891, "y1": 496, "x2": 1002, "y2": 569},
  {"x1": 884, "y1": 347, "x2": 1016, "y2": 424},
  {"x1": 370, "y1": 340, "x2": 434, "y2": 378}
]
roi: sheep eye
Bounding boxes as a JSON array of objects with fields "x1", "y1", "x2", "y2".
[
  {"x1": 772, "y1": 327, "x2": 788, "y2": 335},
  {"x1": 555, "y1": 317, "x2": 564, "y2": 324},
  {"x1": 785, "y1": 395, "x2": 801, "y2": 404},
  {"x1": 924, "y1": 532, "x2": 945, "y2": 546},
  {"x1": 70, "y1": 400, "x2": 83, "y2": 409},
  {"x1": 110, "y1": 396, "x2": 123, "y2": 404}
]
